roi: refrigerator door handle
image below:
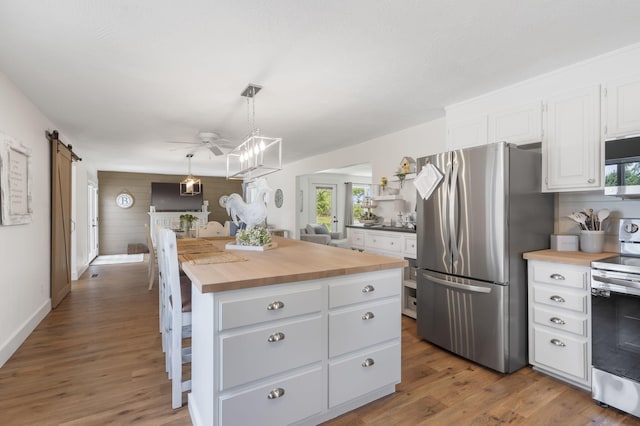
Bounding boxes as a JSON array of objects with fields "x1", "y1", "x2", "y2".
[
  {"x1": 424, "y1": 274, "x2": 492, "y2": 294},
  {"x1": 449, "y1": 159, "x2": 460, "y2": 263},
  {"x1": 442, "y1": 161, "x2": 452, "y2": 259}
]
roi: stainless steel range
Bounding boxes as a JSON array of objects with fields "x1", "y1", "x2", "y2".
[{"x1": 591, "y1": 218, "x2": 640, "y2": 417}]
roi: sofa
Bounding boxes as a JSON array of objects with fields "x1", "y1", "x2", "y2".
[{"x1": 300, "y1": 223, "x2": 348, "y2": 248}]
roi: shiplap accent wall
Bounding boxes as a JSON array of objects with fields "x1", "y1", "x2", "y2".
[{"x1": 98, "y1": 171, "x2": 242, "y2": 254}]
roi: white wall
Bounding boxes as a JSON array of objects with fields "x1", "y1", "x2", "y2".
[
  {"x1": 265, "y1": 118, "x2": 447, "y2": 237},
  {"x1": 0, "y1": 72, "x2": 54, "y2": 366}
]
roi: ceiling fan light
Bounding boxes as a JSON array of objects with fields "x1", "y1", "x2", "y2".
[{"x1": 259, "y1": 140, "x2": 266, "y2": 151}]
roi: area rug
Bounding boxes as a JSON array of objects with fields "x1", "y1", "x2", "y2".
[{"x1": 91, "y1": 254, "x2": 144, "y2": 265}]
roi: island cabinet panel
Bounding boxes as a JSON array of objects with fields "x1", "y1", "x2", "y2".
[
  {"x1": 218, "y1": 285, "x2": 322, "y2": 330},
  {"x1": 329, "y1": 342, "x2": 401, "y2": 408},
  {"x1": 329, "y1": 299, "x2": 400, "y2": 358},
  {"x1": 220, "y1": 315, "x2": 322, "y2": 390},
  {"x1": 219, "y1": 367, "x2": 323, "y2": 426},
  {"x1": 189, "y1": 268, "x2": 403, "y2": 426}
]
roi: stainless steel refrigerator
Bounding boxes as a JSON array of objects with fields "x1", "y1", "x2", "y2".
[{"x1": 416, "y1": 141, "x2": 553, "y2": 373}]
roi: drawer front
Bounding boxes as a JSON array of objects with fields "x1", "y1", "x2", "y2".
[
  {"x1": 531, "y1": 326, "x2": 588, "y2": 381},
  {"x1": 350, "y1": 229, "x2": 365, "y2": 248},
  {"x1": 533, "y1": 286, "x2": 586, "y2": 314},
  {"x1": 531, "y1": 261, "x2": 588, "y2": 290},
  {"x1": 366, "y1": 232, "x2": 402, "y2": 254},
  {"x1": 403, "y1": 235, "x2": 417, "y2": 258},
  {"x1": 329, "y1": 342, "x2": 401, "y2": 407},
  {"x1": 219, "y1": 285, "x2": 322, "y2": 330},
  {"x1": 329, "y1": 270, "x2": 400, "y2": 309},
  {"x1": 532, "y1": 304, "x2": 587, "y2": 337},
  {"x1": 221, "y1": 316, "x2": 322, "y2": 390},
  {"x1": 220, "y1": 367, "x2": 323, "y2": 426},
  {"x1": 329, "y1": 298, "x2": 400, "y2": 357}
]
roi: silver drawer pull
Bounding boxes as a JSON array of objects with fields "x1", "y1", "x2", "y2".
[
  {"x1": 549, "y1": 295, "x2": 565, "y2": 303},
  {"x1": 267, "y1": 332, "x2": 285, "y2": 342},
  {"x1": 550, "y1": 273, "x2": 565, "y2": 280},
  {"x1": 361, "y1": 358, "x2": 375, "y2": 367},
  {"x1": 362, "y1": 285, "x2": 375, "y2": 293},
  {"x1": 549, "y1": 317, "x2": 566, "y2": 325},
  {"x1": 267, "y1": 301, "x2": 285, "y2": 310},
  {"x1": 550, "y1": 339, "x2": 566, "y2": 347},
  {"x1": 362, "y1": 312, "x2": 375, "y2": 320},
  {"x1": 267, "y1": 388, "x2": 285, "y2": 399}
]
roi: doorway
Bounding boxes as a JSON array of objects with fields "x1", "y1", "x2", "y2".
[
  {"x1": 88, "y1": 181, "x2": 99, "y2": 261},
  {"x1": 312, "y1": 184, "x2": 337, "y2": 231}
]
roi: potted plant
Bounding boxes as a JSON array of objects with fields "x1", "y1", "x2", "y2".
[
  {"x1": 235, "y1": 226, "x2": 272, "y2": 247},
  {"x1": 179, "y1": 213, "x2": 199, "y2": 236}
]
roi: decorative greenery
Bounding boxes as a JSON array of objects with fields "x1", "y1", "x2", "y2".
[
  {"x1": 236, "y1": 226, "x2": 272, "y2": 246},
  {"x1": 359, "y1": 210, "x2": 378, "y2": 222},
  {"x1": 179, "y1": 213, "x2": 199, "y2": 223},
  {"x1": 179, "y1": 214, "x2": 198, "y2": 232}
]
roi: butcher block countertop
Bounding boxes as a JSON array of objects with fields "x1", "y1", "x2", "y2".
[
  {"x1": 182, "y1": 236, "x2": 407, "y2": 293},
  {"x1": 523, "y1": 249, "x2": 617, "y2": 267}
]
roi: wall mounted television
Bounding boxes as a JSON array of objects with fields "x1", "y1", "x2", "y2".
[{"x1": 150, "y1": 182, "x2": 203, "y2": 212}]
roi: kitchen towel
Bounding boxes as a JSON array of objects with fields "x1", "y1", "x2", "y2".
[{"x1": 413, "y1": 162, "x2": 444, "y2": 200}]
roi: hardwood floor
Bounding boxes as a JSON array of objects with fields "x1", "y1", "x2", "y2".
[{"x1": 1, "y1": 260, "x2": 639, "y2": 425}]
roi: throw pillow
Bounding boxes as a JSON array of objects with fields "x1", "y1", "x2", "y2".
[{"x1": 311, "y1": 223, "x2": 329, "y2": 234}]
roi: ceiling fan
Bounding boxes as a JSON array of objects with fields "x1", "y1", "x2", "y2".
[{"x1": 167, "y1": 131, "x2": 235, "y2": 156}]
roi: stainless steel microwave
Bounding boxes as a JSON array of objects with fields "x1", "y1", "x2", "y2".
[{"x1": 605, "y1": 136, "x2": 640, "y2": 198}]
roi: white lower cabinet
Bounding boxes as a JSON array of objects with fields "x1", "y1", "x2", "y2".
[
  {"x1": 329, "y1": 342, "x2": 401, "y2": 408},
  {"x1": 527, "y1": 260, "x2": 591, "y2": 390},
  {"x1": 219, "y1": 367, "x2": 323, "y2": 426},
  {"x1": 189, "y1": 269, "x2": 402, "y2": 425}
]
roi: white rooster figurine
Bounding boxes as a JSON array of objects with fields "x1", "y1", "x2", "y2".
[{"x1": 223, "y1": 178, "x2": 273, "y2": 229}]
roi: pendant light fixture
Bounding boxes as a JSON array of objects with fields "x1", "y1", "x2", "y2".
[
  {"x1": 180, "y1": 153, "x2": 202, "y2": 196},
  {"x1": 226, "y1": 84, "x2": 282, "y2": 180}
]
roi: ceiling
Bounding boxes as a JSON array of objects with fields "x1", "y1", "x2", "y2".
[{"x1": 1, "y1": 1, "x2": 640, "y2": 177}]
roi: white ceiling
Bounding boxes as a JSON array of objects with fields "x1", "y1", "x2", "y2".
[{"x1": 1, "y1": 1, "x2": 640, "y2": 177}]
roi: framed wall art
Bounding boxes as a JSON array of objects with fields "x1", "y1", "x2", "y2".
[{"x1": 0, "y1": 133, "x2": 33, "y2": 225}]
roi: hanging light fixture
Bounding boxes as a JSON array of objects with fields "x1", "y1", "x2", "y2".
[
  {"x1": 180, "y1": 153, "x2": 202, "y2": 196},
  {"x1": 226, "y1": 84, "x2": 282, "y2": 180}
]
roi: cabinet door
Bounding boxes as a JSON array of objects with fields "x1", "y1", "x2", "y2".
[
  {"x1": 446, "y1": 115, "x2": 488, "y2": 150},
  {"x1": 603, "y1": 76, "x2": 640, "y2": 140},
  {"x1": 488, "y1": 101, "x2": 543, "y2": 145},
  {"x1": 543, "y1": 86, "x2": 601, "y2": 191}
]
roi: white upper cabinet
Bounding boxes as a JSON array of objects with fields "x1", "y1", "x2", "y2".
[
  {"x1": 603, "y1": 76, "x2": 640, "y2": 140},
  {"x1": 542, "y1": 85, "x2": 601, "y2": 192},
  {"x1": 488, "y1": 101, "x2": 543, "y2": 145},
  {"x1": 446, "y1": 114, "x2": 487, "y2": 150}
]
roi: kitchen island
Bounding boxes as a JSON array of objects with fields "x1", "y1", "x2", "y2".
[{"x1": 182, "y1": 237, "x2": 406, "y2": 426}]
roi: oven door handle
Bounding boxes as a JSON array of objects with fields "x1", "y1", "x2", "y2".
[
  {"x1": 424, "y1": 274, "x2": 492, "y2": 294},
  {"x1": 592, "y1": 274, "x2": 640, "y2": 290}
]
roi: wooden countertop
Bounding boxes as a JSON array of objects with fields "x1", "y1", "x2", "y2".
[
  {"x1": 182, "y1": 236, "x2": 407, "y2": 293},
  {"x1": 523, "y1": 249, "x2": 617, "y2": 266}
]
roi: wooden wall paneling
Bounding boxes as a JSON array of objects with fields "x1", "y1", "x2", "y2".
[{"x1": 97, "y1": 171, "x2": 242, "y2": 255}]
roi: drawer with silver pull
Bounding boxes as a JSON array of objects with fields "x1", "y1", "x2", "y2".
[
  {"x1": 219, "y1": 285, "x2": 322, "y2": 331},
  {"x1": 328, "y1": 269, "x2": 401, "y2": 309},
  {"x1": 219, "y1": 367, "x2": 323, "y2": 426},
  {"x1": 532, "y1": 285, "x2": 587, "y2": 313},
  {"x1": 328, "y1": 298, "x2": 400, "y2": 357},
  {"x1": 365, "y1": 232, "x2": 402, "y2": 254},
  {"x1": 531, "y1": 261, "x2": 588, "y2": 289},
  {"x1": 531, "y1": 326, "x2": 588, "y2": 381},
  {"x1": 220, "y1": 315, "x2": 322, "y2": 389},
  {"x1": 328, "y1": 342, "x2": 401, "y2": 408},
  {"x1": 532, "y1": 304, "x2": 587, "y2": 336}
]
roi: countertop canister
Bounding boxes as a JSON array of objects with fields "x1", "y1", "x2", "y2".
[{"x1": 580, "y1": 230, "x2": 605, "y2": 253}]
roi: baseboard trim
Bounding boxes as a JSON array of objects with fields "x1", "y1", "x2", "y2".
[
  {"x1": 72, "y1": 262, "x2": 90, "y2": 281},
  {"x1": 0, "y1": 299, "x2": 51, "y2": 368}
]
